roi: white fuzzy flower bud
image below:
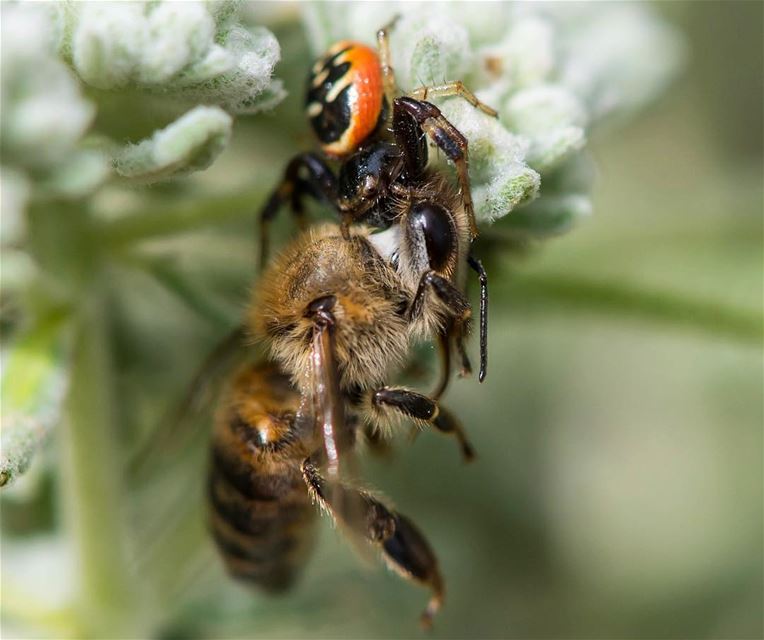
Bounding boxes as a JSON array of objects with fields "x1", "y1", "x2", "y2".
[
  {"x1": 113, "y1": 106, "x2": 232, "y2": 182},
  {"x1": 477, "y1": 16, "x2": 556, "y2": 91},
  {"x1": 390, "y1": 12, "x2": 471, "y2": 89},
  {"x1": 439, "y1": 100, "x2": 540, "y2": 224},
  {"x1": 66, "y1": 1, "x2": 285, "y2": 114},
  {"x1": 505, "y1": 86, "x2": 587, "y2": 172},
  {"x1": 0, "y1": 3, "x2": 96, "y2": 169}
]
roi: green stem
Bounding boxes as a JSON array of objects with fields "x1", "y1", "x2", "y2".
[
  {"x1": 60, "y1": 288, "x2": 137, "y2": 637},
  {"x1": 131, "y1": 254, "x2": 233, "y2": 328},
  {"x1": 94, "y1": 186, "x2": 265, "y2": 248},
  {"x1": 505, "y1": 271, "x2": 762, "y2": 345}
]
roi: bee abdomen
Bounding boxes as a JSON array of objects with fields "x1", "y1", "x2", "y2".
[{"x1": 209, "y1": 446, "x2": 316, "y2": 593}]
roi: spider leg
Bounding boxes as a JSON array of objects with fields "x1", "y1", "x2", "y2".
[
  {"x1": 467, "y1": 255, "x2": 489, "y2": 382},
  {"x1": 393, "y1": 97, "x2": 478, "y2": 238},
  {"x1": 258, "y1": 153, "x2": 337, "y2": 269},
  {"x1": 409, "y1": 81, "x2": 498, "y2": 118},
  {"x1": 376, "y1": 15, "x2": 401, "y2": 108},
  {"x1": 432, "y1": 328, "x2": 452, "y2": 400}
]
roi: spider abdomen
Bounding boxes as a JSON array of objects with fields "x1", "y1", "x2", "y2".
[{"x1": 306, "y1": 41, "x2": 386, "y2": 158}]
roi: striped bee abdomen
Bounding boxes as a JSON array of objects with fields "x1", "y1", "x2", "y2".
[{"x1": 209, "y1": 363, "x2": 318, "y2": 593}]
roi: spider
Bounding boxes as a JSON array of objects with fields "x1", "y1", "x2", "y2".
[{"x1": 257, "y1": 18, "x2": 494, "y2": 389}]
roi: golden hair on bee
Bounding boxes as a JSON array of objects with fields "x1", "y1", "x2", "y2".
[{"x1": 251, "y1": 224, "x2": 411, "y2": 395}]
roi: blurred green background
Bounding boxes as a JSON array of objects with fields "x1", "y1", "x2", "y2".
[{"x1": 2, "y1": 2, "x2": 762, "y2": 639}]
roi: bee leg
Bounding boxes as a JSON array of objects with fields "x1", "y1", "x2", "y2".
[
  {"x1": 301, "y1": 459, "x2": 444, "y2": 629},
  {"x1": 409, "y1": 270, "x2": 476, "y2": 386},
  {"x1": 424, "y1": 258, "x2": 489, "y2": 385},
  {"x1": 452, "y1": 319, "x2": 473, "y2": 379},
  {"x1": 409, "y1": 271, "x2": 470, "y2": 325},
  {"x1": 372, "y1": 387, "x2": 475, "y2": 462},
  {"x1": 434, "y1": 316, "x2": 475, "y2": 400},
  {"x1": 393, "y1": 97, "x2": 478, "y2": 239},
  {"x1": 467, "y1": 255, "x2": 488, "y2": 382},
  {"x1": 258, "y1": 153, "x2": 337, "y2": 269},
  {"x1": 410, "y1": 270, "x2": 473, "y2": 369}
]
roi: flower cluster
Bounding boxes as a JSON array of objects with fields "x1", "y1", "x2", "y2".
[
  {"x1": 0, "y1": 0, "x2": 285, "y2": 487},
  {"x1": 0, "y1": 0, "x2": 283, "y2": 217}
]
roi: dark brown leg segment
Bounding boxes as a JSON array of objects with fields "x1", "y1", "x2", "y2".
[
  {"x1": 409, "y1": 269, "x2": 474, "y2": 386},
  {"x1": 444, "y1": 317, "x2": 474, "y2": 381},
  {"x1": 301, "y1": 459, "x2": 444, "y2": 629},
  {"x1": 467, "y1": 255, "x2": 488, "y2": 382},
  {"x1": 408, "y1": 270, "x2": 470, "y2": 324},
  {"x1": 258, "y1": 153, "x2": 337, "y2": 269},
  {"x1": 393, "y1": 97, "x2": 478, "y2": 238},
  {"x1": 432, "y1": 328, "x2": 452, "y2": 400},
  {"x1": 373, "y1": 387, "x2": 475, "y2": 461}
]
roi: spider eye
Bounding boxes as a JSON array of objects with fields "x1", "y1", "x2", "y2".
[{"x1": 409, "y1": 202, "x2": 455, "y2": 272}]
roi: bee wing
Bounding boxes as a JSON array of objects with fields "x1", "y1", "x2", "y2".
[
  {"x1": 304, "y1": 298, "x2": 378, "y2": 546},
  {"x1": 129, "y1": 324, "x2": 249, "y2": 481},
  {"x1": 307, "y1": 308, "x2": 350, "y2": 481}
]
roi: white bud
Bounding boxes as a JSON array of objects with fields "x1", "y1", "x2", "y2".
[
  {"x1": 113, "y1": 106, "x2": 232, "y2": 182},
  {"x1": 506, "y1": 86, "x2": 587, "y2": 171}
]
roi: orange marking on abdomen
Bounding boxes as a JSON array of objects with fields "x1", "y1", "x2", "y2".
[{"x1": 322, "y1": 43, "x2": 384, "y2": 158}]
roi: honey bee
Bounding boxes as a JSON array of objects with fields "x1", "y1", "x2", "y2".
[
  {"x1": 209, "y1": 360, "x2": 445, "y2": 626},
  {"x1": 208, "y1": 167, "x2": 483, "y2": 627}
]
